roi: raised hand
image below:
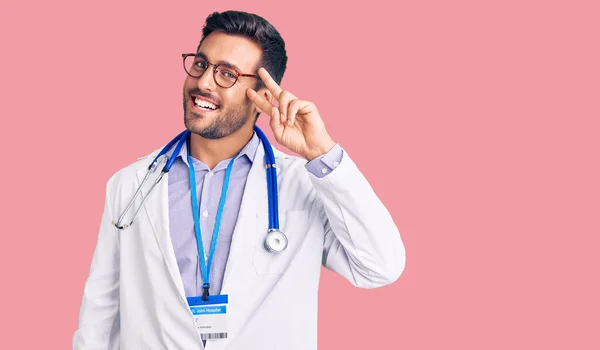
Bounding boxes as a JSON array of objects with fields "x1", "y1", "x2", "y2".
[{"x1": 246, "y1": 68, "x2": 336, "y2": 161}]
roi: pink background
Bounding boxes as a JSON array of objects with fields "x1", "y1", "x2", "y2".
[{"x1": 1, "y1": 0, "x2": 599, "y2": 349}]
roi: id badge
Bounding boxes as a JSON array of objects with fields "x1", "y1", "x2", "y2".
[{"x1": 187, "y1": 295, "x2": 229, "y2": 340}]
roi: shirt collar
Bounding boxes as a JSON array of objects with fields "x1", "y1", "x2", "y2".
[{"x1": 177, "y1": 131, "x2": 260, "y2": 168}]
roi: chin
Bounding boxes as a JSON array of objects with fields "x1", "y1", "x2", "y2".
[{"x1": 185, "y1": 118, "x2": 207, "y2": 135}]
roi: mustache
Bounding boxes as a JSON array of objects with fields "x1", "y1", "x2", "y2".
[{"x1": 187, "y1": 89, "x2": 221, "y2": 106}]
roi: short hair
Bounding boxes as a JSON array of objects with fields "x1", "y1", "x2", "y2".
[{"x1": 197, "y1": 10, "x2": 288, "y2": 91}]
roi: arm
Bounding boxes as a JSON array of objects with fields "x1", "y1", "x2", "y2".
[
  {"x1": 72, "y1": 177, "x2": 121, "y2": 349},
  {"x1": 308, "y1": 147, "x2": 406, "y2": 288},
  {"x1": 246, "y1": 68, "x2": 405, "y2": 287}
]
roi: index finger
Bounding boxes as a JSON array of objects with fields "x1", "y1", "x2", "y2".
[
  {"x1": 246, "y1": 88, "x2": 275, "y2": 117},
  {"x1": 258, "y1": 67, "x2": 283, "y2": 99}
]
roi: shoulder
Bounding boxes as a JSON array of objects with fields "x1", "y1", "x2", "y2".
[
  {"x1": 271, "y1": 148, "x2": 316, "y2": 204},
  {"x1": 272, "y1": 147, "x2": 309, "y2": 176},
  {"x1": 105, "y1": 147, "x2": 163, "y2": 191}
]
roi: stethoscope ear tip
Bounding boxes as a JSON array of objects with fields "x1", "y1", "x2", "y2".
[{"x1": 112, "y1": 220, "x2": 129, "y2": 230}]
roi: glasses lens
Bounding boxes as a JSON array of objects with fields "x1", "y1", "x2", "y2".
[
  {"x1": 184, "y1": 55, "x2": 207, "y2": 77},
  {"x1": 215, "y1": 67, "x2": 237, "y2": 88}
]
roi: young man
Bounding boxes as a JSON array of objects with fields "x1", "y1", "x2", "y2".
[{"x1": 73, "y1": 10, "x2": 406, "y2": 350}]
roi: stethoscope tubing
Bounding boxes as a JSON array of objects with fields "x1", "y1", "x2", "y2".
[
  {"x1": 114, "y1": 127, "x2": 280, "y2": 233},
  {"x1": 113, "y1": 131, "x2": 189, "y2": 229},
  {"x1": 254, "y1": 126, "x2": 280, "y2": 230}
]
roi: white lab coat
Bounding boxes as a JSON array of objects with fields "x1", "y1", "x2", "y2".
[{"x1": 73, "y1": 140, "x2": 406, "y2": 350}]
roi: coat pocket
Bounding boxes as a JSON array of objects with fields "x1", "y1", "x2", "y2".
[{"x1": 252, "y1": 210, "x2": 310, "y2": 275}]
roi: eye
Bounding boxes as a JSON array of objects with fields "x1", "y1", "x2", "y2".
[
  {"x1": 194, "y1": 59, "x2": 208, "y2": 69},
  {"x1": 220, "y1": 69, "x2": 237, "y2": 79}
]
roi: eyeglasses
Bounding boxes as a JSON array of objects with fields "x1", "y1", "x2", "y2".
[{"x1": 182, "y1": 53, "x2": 259, "y2": 88}]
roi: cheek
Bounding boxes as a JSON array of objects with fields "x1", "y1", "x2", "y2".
[
  {"x1": 183, "y1": 77, "x2": 195, "y2": 93},
  {"x1": 221, "y1": 89, "x2": 247, "y2": 107}
]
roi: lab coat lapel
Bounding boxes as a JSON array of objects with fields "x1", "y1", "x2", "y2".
[
  {"x1": 135, "y1": 152, "x2": 186, "y2": 298},
  {"x1": 221, "y1": 140, "x2": 268, "y2": 292}
]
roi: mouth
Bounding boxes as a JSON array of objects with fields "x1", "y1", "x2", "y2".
[{"x1": 191, "y1": 95, "x2": 221, "y2": 113}]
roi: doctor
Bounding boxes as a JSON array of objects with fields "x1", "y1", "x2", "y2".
[{"x1": 73, "y1": 10, "x2": 405, "y2": 350}]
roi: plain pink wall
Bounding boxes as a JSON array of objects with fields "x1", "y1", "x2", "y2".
[{"x1": 1, "y1": 0, "x2": 598, "y2": 349}]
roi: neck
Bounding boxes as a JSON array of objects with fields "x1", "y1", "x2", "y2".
[{"x1": 189, "y1": 125, "x2": 254, "y2": 170}]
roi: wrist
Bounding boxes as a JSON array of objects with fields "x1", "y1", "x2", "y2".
[{"x1": 304, "y1": 139, "x2": 337, "y2": 161}]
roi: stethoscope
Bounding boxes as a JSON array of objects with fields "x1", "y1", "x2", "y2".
[{"x1": 112, "y1": 125, "x2": 288, "y2": 254}]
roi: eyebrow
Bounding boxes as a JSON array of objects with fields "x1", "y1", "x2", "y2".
[{"x1": 196, "y1": 51, "x2": 244, "y2": 73}]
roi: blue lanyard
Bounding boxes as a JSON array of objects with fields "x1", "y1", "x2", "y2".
[{"x1": 187, "y1": 142, "x2": 238, "y2": 301}]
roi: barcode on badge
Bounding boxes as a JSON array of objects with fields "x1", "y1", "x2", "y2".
[{"x1": 201, "y1": 332, "x2": 228, "y2": 340}]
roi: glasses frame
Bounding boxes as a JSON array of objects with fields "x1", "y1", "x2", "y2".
[{"x1": 182, "y1": 53, "x2": 259, "y2": 88}]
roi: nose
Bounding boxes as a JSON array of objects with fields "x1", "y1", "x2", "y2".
[{"x1": 196, "y1": 65, "x2": 217, "y2": 91}]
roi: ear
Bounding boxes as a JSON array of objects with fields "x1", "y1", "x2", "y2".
[{"x1": 262, "y1": 88, "x2": 274, "y2": 104}]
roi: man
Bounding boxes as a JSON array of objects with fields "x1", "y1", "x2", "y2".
[{"x1": 73, "y1": 10, "x2": 405, "y2": 350}]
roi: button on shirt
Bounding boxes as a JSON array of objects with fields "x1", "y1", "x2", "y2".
[{"x1": 168, "y1": 131, "x2": 344, "y2": 297}]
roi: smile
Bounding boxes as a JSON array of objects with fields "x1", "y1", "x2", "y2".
[{"x1": 193, "y1": 96, "x2": 220, "y2": 111}]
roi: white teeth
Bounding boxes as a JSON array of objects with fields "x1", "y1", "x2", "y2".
[{"x1": 194, "y1": 97, "x2": 217, "y2": 110}]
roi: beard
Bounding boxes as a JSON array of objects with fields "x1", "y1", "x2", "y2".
[{"x1": 183, "y1": 88, "x2": 253, "y2": 140}]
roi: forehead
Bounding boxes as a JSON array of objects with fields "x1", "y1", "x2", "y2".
[{"x1": 198, "y1": 31, "x2": 262, "y2": 72}]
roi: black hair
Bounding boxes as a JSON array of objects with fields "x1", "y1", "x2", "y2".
[{"x1": 197, "y1": 10, "x2": 288, "y2": 92}]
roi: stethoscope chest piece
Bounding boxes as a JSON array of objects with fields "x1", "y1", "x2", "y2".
[{"x1": 264, "y1": 229, "x2": 288, "y2": 253}]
